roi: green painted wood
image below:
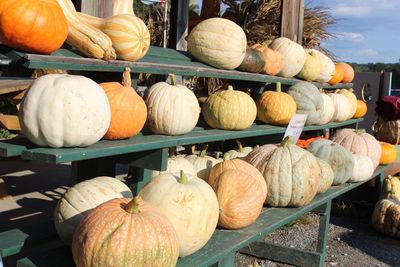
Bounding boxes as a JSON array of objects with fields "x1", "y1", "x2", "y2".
[
  {"x1": 125, "y1": 148, "x2": 168, "y2": 170},
  {"x1": 316, "y1": 201, "x2": 331, "y2": 267},
  {"x1": 17, "y1": 258, "x2": 36, "y2": 267},
  {"x1": 0, "y1": 229, "x2": 28, "y2": 257},
  {"x1": 0, "y1": 119, "x2": 362, "y2": 163},
  {"x1": 218, "y1": 252, "x2": 235, "y2": 267}
]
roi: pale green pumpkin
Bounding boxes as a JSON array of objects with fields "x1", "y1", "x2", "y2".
[{"x1": 296, "y1": 50, "x2": 321, "y2": 81}]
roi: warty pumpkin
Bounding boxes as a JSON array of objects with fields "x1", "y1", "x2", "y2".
[
  {"x1": 54, "y1": 176, "x2": 132, "y2": 244},
  {"x1": 139, "y1": 171, "x2": 219, "y2": 257},
  {"x1": 380, "y1": 142, "x2": 397, "y2": 165},
  {"x1": 257, "y1": 82, "x2": 297, "y2": 126},
  {"x1": 185, "y1": 146, "x2": 221, "y2": 180},
  {"x1": 338, "y1": 89, "x2": 357, "y2": 119},
  {"x1": 296, "y1": 49, "x2": 321, "y2": 82},
  {"x1": 349, "y1": 154, "x2": 375, "y2": 182},
  {"x1": 310, "y1": 49, "x2": 335, "y2": 83},
  {"x1": 0, "y1": 0, "x2": 68, "y2": 54},
  {"x1": 353, "y1": 100, "x2": 368, "y2": 118},
  {"x1": 245, "y1": 137, "x2": 320, "y2": 207},
  {"x1": 327, "y1": 90, "x2": 352, "y2": 122},
  {"x1": 328, "y1": 64, "x2": 345, "y2": 85},
  {"x1": 72, "y1": 196, "x2": 179, "y2": 267},
  {"x1": 336, "y1": 62, "x2": 355, "y2": 83},
  {"x1": 202, "y1": 85, "x2": 257, "y2": 130},
  {"x1": 100, "y1": 67, "x2": 147, "y2": 140},
  {"x1": 316, "y1": 158, "x2": 334, "y2": 194},
  {"x1": 19, "y1": 74, "x2": 111, "y2": 148},
  {"x1": 318, "y1": 91, "x2": 335, "y2": 125},
  {"x1": 251, "y1": 44, "x2": 284, "y2": 76}
]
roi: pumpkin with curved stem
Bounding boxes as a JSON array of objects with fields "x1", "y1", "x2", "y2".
[
  {"x1": 251, "y1": 44, "x2": 284, "y2": 76},
  {"x1": 328, "y1": 64, "x2": 345, "y2": 85},
  {"x1": 316, "y1": 158, "x2": 334, "y2": 194},
  {"x1": 337, "y1": 62, "x2": 355, "y2": 83},
  {"x1": 327, "y1": 90, "x2": 352, "y2": 122},
  {"x1": 349, "y1": 154, "x2": 374, "y2": 182},
  {"x1": 224, "y1": 140, "x2": 253, "y2": 160},
  {"x1": 353, "y1": 99, "x2": 368, "y2": 118},
  {"x1": 380, "y1": 142, "x2": 397, "y2": 165},
  {"x1": 237, "y1": 48, "x2": 265, "y2": 73},
  {"x1": 296, "y1": 49, "x2": 321, "y2": 82},
  {"x1": 185, "y1": 146, "x2": 221, "y2": 180},
  {"x1": 100, "y1": 68, "x2": 147, "y2": 140}
]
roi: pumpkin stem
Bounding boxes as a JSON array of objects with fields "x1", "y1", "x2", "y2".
[
  {"x1": 227, "y1": 85, "x2": 234, "y2": 91},
  {"x1": 199, "y1": 145, "x2": 208, "y2": 157},
  {"x1": 334, "y1": 89, "x2": 341, "y2": 93},
  {"x1": 215, "y1": 151, "x2": 222, "y2": 159},
  {"x1": 293, "y1": 34, "x2": 298, "y2": 43},
  {"x1": 235, "y1": 140, "x2": 243, "y2": 152},
  {"x1": 275, "y1": 82, "x2": 282, "y2": 93},
  {"x1": 223, "y1": 152, "x2": 230, "y2": 161},
  {"x1": 125, "y1": 196, "x2": 142, "y2": 214},
  {"x1": 122, "y1": 67, "x2": 132, "y2": 87},
  {"x1": 355, "y1": 129, "x2": 366, "y2": 134},
  {"x1": 178, "y1": 170, "x2": 188, "y2": 184},
  {"x1": 281, "y1": 136, "x2": 293, "y2": 147},
  {"x1": 169, "y1": 74, "x2": 177, "y2": 86}
]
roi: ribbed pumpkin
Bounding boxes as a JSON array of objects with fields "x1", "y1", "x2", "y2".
[
  {"x1": 224, "y1": 140, "x2": 253, "y2": 160},
  {"x1": 187, "y1": 18, "x2": 247, "y2": 70},
  {"x1": 72, "y1": 197, "x2": 179, "y2": 267},
  {"x1": 100, "y1": 68, "x2": 147, "y2": 140},
  {"x1": 145, "y1": 75, "x2": 200, "y2": 135},
  {"x1": 328, "y1": 64, "x2": 345, "y2": 85},
  {"x1": 333, "y1": 128, "x2": 382, "y2": 168},
  {"x1": 251, "y1": 44, "x2": 284, "y2": 76},
  {"x1": 311, "y1": 49, "x2": 335, "y2": 83},
  {"x1": 237, "y1": 48, "x2": 265, "y2": 73},
  {"x1": 269, "y1": 37, "x2": 306, "y2": 78},
  {"x1": 307, "y1": 139, "x2": 354, "y2": 185},
  {"x1": 287, "y1": 82, "x2": 324, "y2": 125},
  {"x1": 318, "y1": 92, "x2": 335, "y2": 125},
  {"x1": 0, "y1": 0, "x2": 68, "y2": 54},
  {"x1": 185, "y1": 147, "x2": 221, "y2": 180},
  {"x1": 336, "y1": 62, "x2": 355, "y2": 83},
  {"x1": 316, "y1": 158, "x2": 334, "y2": 194},
  {"x1": 54, "y1": 177, "x2": 132, "y2": 245},
  {"x1": 353, "y1": 100, "x2": 367, "y2": 118},
  {"x1": 349, "y1": 154, "x2": 374, "y2": 182},
  {"x1": 208, "y1": 159, "x2": 267, "y2": 229},
  {"x1": 380, "y1": 142, "x2": 397, "y2": 165},
  {"x1": 202, "y1": 85, "x2": 257, "y2": 130},
  {"x1": 245, "y1": 137, "x2": 320, "y2": 207},
  {"x1": 338, "y1": 89, "x2": 357, "y2": 119},
  {"x1": 139, "y1": 171, "x2": 219, "y2": 257},
  {"x1": 152, "y1": 155, "x2": 197, "y2": 177},
  {"x1": 296, "y1": 49, "x2": 321, "y2": 81},
  {"x1": 257, "y1": 82, "x2": 297, "y2": 126},
  {"x1": 327, "y1": 90, "x2": 352, "y2": 122}
]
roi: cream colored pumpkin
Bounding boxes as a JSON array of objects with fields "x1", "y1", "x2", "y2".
[
  {"x1": 318, "y1": 92, "x2": 335, "y2": 125},
  {"x1": 19, "y1": 74, "x2": 110, "y2": 148},
  {"x1": 139, "y1": 171, "x2": 219, "y2": 257},
  {"x1": 152, "y1": 156, "x2": 196, "y2": 177},
  {"x1": 185, "y1": 149, "x2": 221, "y2": 180},
  {"x1": 54, "y1": 176, "x2": 132, "y2": 244},
  {"x1": 338, "y1": 89, "x2": 357, "y2": 119},
  {"x1": 327, "y1": 91, "x2": 352, "y2": 122},
  {"x1": 269, "y1": 37, "x2": 306, "y2": 78},
  {"x1": 145, "y1": 76, "x2": 200, "y2": 135},
  {"x1": 310, "y1": 49, "x2": 335, "y2": 83},
  {"x1": 296, "y1": 49, "x2": 321, "y2": 81},
  {"x1": 316, "y1": 158, "x2": 334, "y2": 194},
  {"x1": 349, "y1": 154, "x2": 375, "y2": 182},
  {"x1": 224, "y1": 141, "x2": 253, "y2": 160},
  {"x1": 187, "y1": 18, "x2": 247, "y2": 70}
]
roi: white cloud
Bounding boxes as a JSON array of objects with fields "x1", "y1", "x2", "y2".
[
  {"x1": 335, "y1": 32, "x2": 365, "y2": 43},
  {"x1": 332, "y1": 6, "x2": 371, "y2": 17},
  {"x1": 356, "y1": 48, "x2": 378, "y2": 57}
]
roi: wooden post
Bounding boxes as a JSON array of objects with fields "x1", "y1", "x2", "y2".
[
  {"x1": 280, "y1": 0, "x2": 304, "y2": 44},
  {"x1": 80, "y1": 0, "x2": 113, "y2": 17},
  {"x1": 170, "y1": 0, "x2": 189, "y2": 51}
]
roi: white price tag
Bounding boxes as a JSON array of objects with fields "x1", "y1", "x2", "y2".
[{"x1": 283, "y1": 114, "x2": 308, "y2": 144}]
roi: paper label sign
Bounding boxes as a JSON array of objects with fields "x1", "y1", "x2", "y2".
[{"x1": 283, "y1": 114, "x2": 308, "y2": 144}]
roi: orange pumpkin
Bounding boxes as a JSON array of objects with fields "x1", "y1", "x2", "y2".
[
  {"x1": 380, "y1": 142, "x2": 397, "y2": 165},
  {"x1": 251, "y1": 44, "x2": 285, "y2": 76},
  {"x1": 0, "y1": 0, "x2": 68, "y2": 54},
  {"x1": 100, "y1": 67, "x2": 147, "y2": 140},
  {"x1": 328, "y1": 64, "x2": 345, "y2": 85},
  {"x1": 296, "y1": 136, "x2": 325, "y2": 148},
  {"x1": 353, "y1": 100, "x2": 367, "y2": 118},
  {"x1": 336, "y1": 62, "x2": 355, "y2": 83}
]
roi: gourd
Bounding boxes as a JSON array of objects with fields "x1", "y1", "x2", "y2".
[
  {"x1": 316, "y1": 158, "x2": 334, "y2": 194},
  {"x1": 187, "y1": 18, "x2": 247, "y2": 70},
  {"x1": 318, "y1": 91, "x2": 335, "y2": 125},
  {"x1": 310, "y1": 49, "x2": 335, "y2": 83},
  {"x1": 145, "y1": 75, "x2": 200, "y2": 135},
  {"x1": 72, "y1": 197, "x2": 179, "y2": 266},
  {"x1": 338, "y1": 89, "x2": 357, "y2": 119},
  {"x1": 269, "y1": 37, "x2": 306, "y2": 78},
  {"x1": 185, "y1": 146, "x2": 221, "y2": 180},
  {"x1": 208, "y1": 159, "x2": 267, "y2": 229},
  {"x1": 19, "y1": 74, "x2": 111, "y2": 148},
  {"x1": 349, "y1": 154, "x2": 374, "y2": 182},
  {"x1": 307, "y1": 139, "x2": 354, "y2": 185},
  {"x1": 237, "y1": 48, "x2": 266, "y2": 73},
  {"x1": 332, "y1": 128, "x2": 382, "y2": 168},
  {"x1": 336, "y1": 62, "x2": 355, "y2": 83},
  {"x1": 380, "y1": 142, "x2": 397, "y2": 165},
  {"x1": 245, "y1": 137, "x2": 320, "y2": 207},
  {"x1": 57, "y1": 0, "x2": 116, "y2": 60},
  {"x1": 202, "y1": 85, "x2": 257, "y2": 130},
  {"x1": 353, "y1": 100, "x2": 367, "y2": 118},
  {"x1": 257, "y1": 82, "x2": 297, "y2": 126},
  {"x1": 327, "y1": 90, "x2": 352, "y2": 122},
  {"x1": 224, "y1": 140, "x2": 253, "y2": 160},
  {"x1": 328, "y1": 64, "x2": 345, "y2": 85},
  {"x1": 54, "y1": 176, "x2": 132, "y2": 244},
  {"x1": 0, "y1": 0, "x2": 68, "y2": 54},
  {"x1": 251, "y1": 44, "x2": 284, "y2": 76},
  {"x1": 287, "y1": 82, "x2": 324, "y2": 125},
  {"x1": 100, "y1": 67, "x2": 147, "y2": 140},
  {"x1": 139, "y1": 171, "x2": 219, "y2": 256},
  {"x1": 296, "y1": 49, "x2": 321, "y2": 81},
  {"x1": 152, "y1": 156, "x2": 196, "y2": 177}
]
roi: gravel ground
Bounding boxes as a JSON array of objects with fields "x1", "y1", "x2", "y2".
[{"x1": 235, "y1": 202, "x2": 400, "y2": 267}]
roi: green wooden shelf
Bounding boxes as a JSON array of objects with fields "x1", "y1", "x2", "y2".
[
  {"x1": 0, "y1": 229, "x2": 29, "y2": 258},
  {"x1": 0, "y1": 45, "x2": 352, "y2": 89}
]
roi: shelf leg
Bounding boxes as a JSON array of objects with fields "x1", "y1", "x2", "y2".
[{"x1": 71, "y1": 157, "x2": 116, "y2": 183}]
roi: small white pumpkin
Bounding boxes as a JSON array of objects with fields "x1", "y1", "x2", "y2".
[
  {"x1": 318, "y1": 92, "x2": 335, "y2": 125},
  {"x1": 19, "y1": 74, "x2": 111, "y2": 148},
  {"x1": 185, "y1": 148, "x2": 222, "y2": 180},
  {"x1": 224, "y1": 141, "x2": 253, "y2": 160},
  {"x1": 309, "y1": 49, "x2": 335, "y2": 83},
  {"x1": 349, "y1": 154, "x2": 375, "y2": 182},
  {"x1": 327, "y1": 90, "x2": 352, "y2": 122},
  {"x1": 152, "y1": 156, "x2": 196, "y2": 177},
  {"x1": 145, "y1": 75, "x2": 200, "y2": 135}
]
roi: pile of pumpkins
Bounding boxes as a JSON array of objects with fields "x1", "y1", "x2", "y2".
[
  {"x1": 0, "y1": 0, "x2": 150, "y2": 61},
  {"x1": 188, "y1": 17, "x2": 354, "y2": 85}
]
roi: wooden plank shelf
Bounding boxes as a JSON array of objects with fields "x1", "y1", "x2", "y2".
[
  {"x1": 0, "y1": 45, "x2": 353, "y2": 89},
  {"x1": 0, "y1": 78, "x2": 33, "y2": 95},
  {"x1": 0, "y1": 119, "x2": 362, "y2": 164}
]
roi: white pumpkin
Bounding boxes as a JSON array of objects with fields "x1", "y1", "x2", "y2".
[
  {"x1": 327, "y1": 91, "x2": 352, "y2": 122},
  {"x1": 269, "y1": 37, "x2": 306, "y2": 78},
  {"x1": 139, "y1": 171, "x2": 219, "y2": 257},
  {"x1": 224, "y1": 141, "x2": 253, "y2": 160},
  {"x1": 186, "y1": 150, "x2": 221, "y2": 180},
  {"x1": 145, "y1": 77, "x2": 200, "y2": 135},
  {"x1": 296, "y1": 49, "x2": 321, "y2": 81},
  {"x1": 187, "y1": 18, "x2": 247, "y2": 70},
  {"x1": 309, "y1": 49, "x2": 335, "y2": 83},
  {"x1": 54, "y1": 176, "x2": 132, "y2": 244},
  {"x1": 318, "y1": 92, "x2": 335, "y2": 125},
  {"x1": 316, "y1": 158, "x2": 334, "y2": 194},
  {"x1": 349, "y1": 154, "x2": 375, "y2": 182},
  {"x1": 19, "y1": 74, "x2": 111, "y2": 148},
  {"x1": 152, "y1": 156, "x2": 196, "y2": 177}
]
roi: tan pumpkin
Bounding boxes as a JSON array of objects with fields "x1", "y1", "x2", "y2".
[
  {"x1": 327, "y1": 90, "x2": 352, "y2": 122},
  {"x1": 349, "y1": 154, "x2": 375, "y2": 182},
  {"x1": 251, "y1": 44, "x2": 284, "y2": 76},
  {"x1": 185, "y1": 146, "x2": 221, "y2": 180},
  {"x1": 152, "y1": 155, "x2": 196, "y2": 177},
  {"x1": 224, "y1": 140, "x2": 253, "y2": 160},
  {"x1": 72, "y1": 197, "x2": 179, "y2": 266},
  {"x1": 316, "y1": 158, "x2": 334, "y2": 194},
  {"x1": 318, "y1": 91, "x2": 335, "y2": 125},
  {"x1": 338, "y1": 89, "x2": 357, "y2": 119},
  {"x1": 202, "y1": 85, "x2": 257, "y2": 130},
  {"x1": 296, "y1": 49, "x2": 321, "y2": 81},
  {"x1": 139, "y1": 171, "x2": 219, "y2": 256},
  {"x1": 245, "y1": 137, "x2": 320, "y2": 207},
  {"x1": 145, "y1": 75, "x2": 200, "y2": 135},
  {"x1": 257, "y1": 82, "x2": 297, "y2": 126},
  {"x1": 333, "y1": 128, "x2": 382, "y2": 168},
  {"x1": 310, "y1": 49, "x2": 335, "y2": 83},
  {"x1": 269, "y1": 37, "x2": 306, "y2": 78},
  {"x1": 336, "y1": 62, "x2": 355, "y2": 83},
  {"x1": 208, "y1": 159, "x2": 267, "y2": 229},
  {"x1": 187, "y1": 18, "x2": 247, "y2": 70}
]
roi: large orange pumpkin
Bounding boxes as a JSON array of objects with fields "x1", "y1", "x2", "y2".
[
  {"x1": 328, "y1": 64, "x2": 345, "y2": 85},
  {"x1": 100, "y1": 67, "x2": 147, "y2": 140},
  {"x1": 380, "y1": 142, "x2": 397, "y2": 165},
  {"x1": 0, "y1": 0, "x2": 68, "y2": 54},
  {"x1": 336, "y1": 62, "x2": 355, "y2": 83},
  {"x1": 353, "y1": 100, "x2": 367, "y2": 118}
]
